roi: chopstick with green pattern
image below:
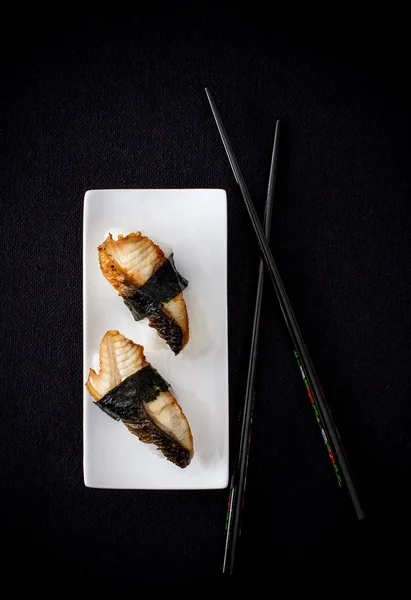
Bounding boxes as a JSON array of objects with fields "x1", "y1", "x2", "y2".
[{"x1": 205, "y1": 88, "x2": 365, "y2": 560}]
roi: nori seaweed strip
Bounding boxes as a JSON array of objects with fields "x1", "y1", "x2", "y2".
[
  {"x1": 141, "y1": 254, "x2": 188, "y2": 303},
  {"x1": 123, "y1": 298, "x2": 146, "y2": 321},
  {"x1": 95, "y1": 366, "x2": 191, "y2": 468},
  {"x1": 95, "y1": 366, "x2": 169, "y2": 421},
  {"x1": 123, "y1": 254, "x2": 188, "y2": 321}
]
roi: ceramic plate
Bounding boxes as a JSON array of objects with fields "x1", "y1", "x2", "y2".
[{"x1": 83, "y1": 189, "x2": 229, "y2": 489}]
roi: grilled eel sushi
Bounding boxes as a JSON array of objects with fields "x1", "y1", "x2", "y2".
[
  {"x1": 98, "y1": 232, "x2": 189, "y2": 355},
  {"x1": 86, "y1": 330, "x2": 194, "y2": 468}
]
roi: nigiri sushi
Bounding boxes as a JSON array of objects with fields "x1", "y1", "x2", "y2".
[
  {"x1": 86, "y1": 330, "x2": 194, "y2": 468},
  {"x1": 98, "y1": 232, "x2": 189, "y2": 355}
]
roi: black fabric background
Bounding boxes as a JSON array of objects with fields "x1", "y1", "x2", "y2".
[{"x1": 1, "y1": 5, "x2": 410, "y2": 590}]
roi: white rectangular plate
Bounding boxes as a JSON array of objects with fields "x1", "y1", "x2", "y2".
[{"x1": 83, "y1": 189, "x2": 229, "y2": 489}]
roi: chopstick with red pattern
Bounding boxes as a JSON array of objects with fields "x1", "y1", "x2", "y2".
[{"x1": 205, "y1": 89, "x2": 365, "y2": 572}]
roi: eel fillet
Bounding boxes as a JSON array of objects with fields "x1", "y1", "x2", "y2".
[
  {"x1": 86, "y1": 330, "x2": 194, "y2": 468},
  {"x1": 98, "y1": 232, "x2": 189, "y2": 354}
]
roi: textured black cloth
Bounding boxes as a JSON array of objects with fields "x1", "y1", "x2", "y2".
[{"x1": 1, "y1": 5, "x2": 410, "y2": 590}]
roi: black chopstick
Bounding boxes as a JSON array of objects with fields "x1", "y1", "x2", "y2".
[
  {"x1": 205, "y1": 88, "x2": 365, "y2": 522},
  {"x1": 223, "y1": 121, "x2": 281, "y2": 575}
]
